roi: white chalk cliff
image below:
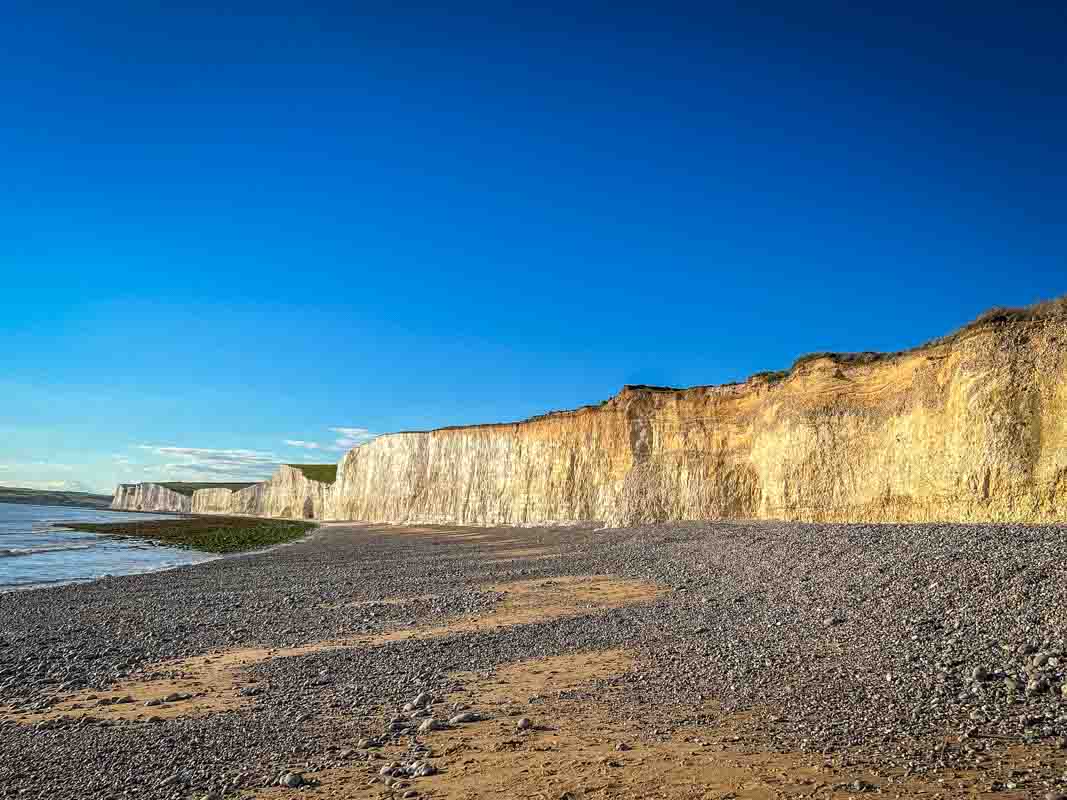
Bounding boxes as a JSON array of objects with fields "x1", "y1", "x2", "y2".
[
  {"x1": 111, "y1": 483, "x2": 192, "y2": 513},
  {"x1": 114, "y1": 315, "x2": 1067, "y2": 527}
]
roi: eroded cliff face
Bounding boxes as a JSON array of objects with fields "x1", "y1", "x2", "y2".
[
  {"x1": 112, "y1": 483, "x2": 191, "y2": 513},
  {"x1": 113, "y1": 319, "x2": 1067, "y2": 526},
  {"x1": 327, "y1": 319, "x2": 1067, "y2": 526},
  {"x1": 191, "y1": 466, "x2": 329, "y2": 519}
]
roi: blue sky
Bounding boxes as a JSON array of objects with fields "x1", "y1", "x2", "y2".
[{"x1": 2, "y1": 2, "x2": 1064, "y2": 493}]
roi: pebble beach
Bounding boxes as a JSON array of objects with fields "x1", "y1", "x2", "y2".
[{"x1": 2, "y1": 520, "x2": 1066, "y2": 799}]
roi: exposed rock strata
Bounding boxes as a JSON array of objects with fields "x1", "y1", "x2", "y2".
[
  {"x1": 115, "y1": 318, "x2": 1067, "y2": 526},
  {"x1": 111, "y1": 483, "x2": 191, "y2": 513}
]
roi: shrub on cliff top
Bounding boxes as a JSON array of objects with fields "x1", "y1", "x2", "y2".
[
  {"x1": 788, "y1": 294, "x2": 1067, "y2": 374},
  {"x1": 287, "y1": 464, "x2": 338, "y2": 484},
  {"x1": 959, "y1": 294, "x2": 1067, "y2": 330}
]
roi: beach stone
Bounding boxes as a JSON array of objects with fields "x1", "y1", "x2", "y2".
[
  {"x1": 1027, "y1": 678, "x2": 1049, "y2": 694},
  {"x1": 449, "y1": 711, "x2": 481, "y2": 724},
  {"x1": 517, "y1": 717, "x2": 533, "y2": 730},
  {"x1": 281, "y1": 772, "x2": 303, "y2": 788},
  {"x1": 418, "y1": 718, "x2": 441, "y2": 733}
]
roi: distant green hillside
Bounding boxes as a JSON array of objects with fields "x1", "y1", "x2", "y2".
[
  {"x1": 156, "y1": 482, "x2": 257, "y2": 497},
  {"x1": 287, "y1": 464, "x2": 337, "y2": 484},
  {"x1": 0, "y1": 486, "x2": 114, "y2": 509}
]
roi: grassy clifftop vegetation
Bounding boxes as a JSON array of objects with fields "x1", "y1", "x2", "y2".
[
  {"x1": 777, "y1": 295, "x2": 1067, "y2": 378},
  {"x1": 287, "y1": 464, "x2": 337, "y2": 484}
]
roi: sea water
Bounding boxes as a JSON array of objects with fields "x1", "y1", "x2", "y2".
[{"x1": 0, "y1": 502, "x2": 217, "y2": 590}]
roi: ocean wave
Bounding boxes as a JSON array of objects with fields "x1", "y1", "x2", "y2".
[{"x1": 0, "y1": 543, "x2": 94, "y2": 558}]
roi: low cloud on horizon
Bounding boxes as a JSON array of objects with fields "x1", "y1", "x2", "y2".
[
  {"x1": 329, "y1": 427, "x2": 376, "y2": 450},
  {"x1": 136, "y1": 428, "x2": 379, "y2": 483},
  {"x1": 136, "y1": 445, "x2": 282, "y2": 482},
  {"x1": 284, "y1": 439, "x2": 321, "y2": 450},
  {"x1": 282, "y1": 427, "x2": 377, "y2": 453},
  {"x1": 0, "y1": 479, "x2": 98, "y2": 493}
]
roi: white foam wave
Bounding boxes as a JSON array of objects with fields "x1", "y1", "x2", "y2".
[{"x1": 0, "y1": 543, "x2": 94, "y2": 558}]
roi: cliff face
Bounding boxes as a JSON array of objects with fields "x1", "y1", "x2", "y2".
[
  {"x1": 327, "y1": 319, "x2": 1067, "y2": 526},
  {"x1": 113, "y1": 317, "x2": 1067, "y2": 527},
  {"x1": 112, "y1": 483, "x2": 192, "y2": 513},
  {"x1": 190, "y1": 465, "x2": 329, "y2": 518}
]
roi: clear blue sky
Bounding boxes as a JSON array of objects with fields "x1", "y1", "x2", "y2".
[{"x1": 2, "y1": 2, "x2": 1064, "y2": 493}]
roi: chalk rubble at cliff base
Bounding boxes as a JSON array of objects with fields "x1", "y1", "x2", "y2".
[{"x1": 2, "y1": 519, "x2": 1067, "y2": 798}]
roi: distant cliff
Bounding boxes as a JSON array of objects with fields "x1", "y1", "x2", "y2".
[
  {"x1": 190, "y1": 465, "x2": 331, "y2": 518},
  {"x1": 115, "y1": 307, "x2": 1067, "y2": 527},
  {"x1": 112, "y1": 483, "x2": 192, "y2": 513}
]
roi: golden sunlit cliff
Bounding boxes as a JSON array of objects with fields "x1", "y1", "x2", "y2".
[{"x1": 115, "y1": 303, "x2": 1067, "y2": 527}]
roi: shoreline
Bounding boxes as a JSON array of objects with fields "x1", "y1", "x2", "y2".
[
  {"x1": 59, "y1": 516, "x2": 317, "y2": 555},
  {"x1": 0, "y1": 528, "x2": 326, "y2": 595},
  {"x1": 0, "y1": 510, "x2": 318, "y2": 594}
]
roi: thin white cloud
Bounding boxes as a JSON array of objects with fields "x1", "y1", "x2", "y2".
[
  {"x1": 1, "y1": 461, "x2": 77, "y2": 471},
  {"x1": 0, "y1": 479, "x2": 97, "y2": 492},
  {"x1": 284, "y1": 439, "x2": 322, "y2": 450},
  {"x1": 137, "y1": 445, "x2": 282, "y2": 481},
  {"x1": 329, "y1": 426, "x2": 377, "y2": 451}
]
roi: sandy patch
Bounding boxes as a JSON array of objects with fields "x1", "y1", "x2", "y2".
[
  {"x1": 2, "y1": 576, "x2": 660, "y2": 726},
  {"x1": 5, "y1": 648, "x2": 274, "y2": 724},
  {"x1": 246, "y1": 650, "x2": 1056, "y2": 800},
  {"x1": 368, "y1": 576, "x2": 661, "y2": 644}
]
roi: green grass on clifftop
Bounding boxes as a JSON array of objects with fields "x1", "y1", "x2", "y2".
[
  {"x1": 64, "y1": 516, "x2": 317, "y2": 554},
  {"x1": 287, "y1": 464, "x2": 337, "y2": 484}
]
